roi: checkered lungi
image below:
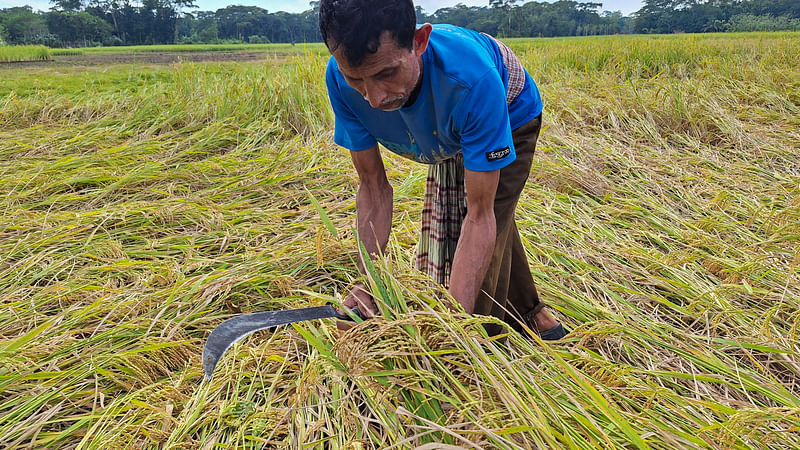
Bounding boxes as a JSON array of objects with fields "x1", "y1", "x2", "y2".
[{"x1": 415, "y1": 153, "x2": 468, "y2": 285}]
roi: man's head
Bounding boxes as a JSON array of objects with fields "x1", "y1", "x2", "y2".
[{"x1": 319, "y1": 0, "x2": 431, "y2": 111}]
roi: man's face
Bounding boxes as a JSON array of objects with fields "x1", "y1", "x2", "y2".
[{"x1": 332, "y1": 26, "x2": 430, "y2": 112}]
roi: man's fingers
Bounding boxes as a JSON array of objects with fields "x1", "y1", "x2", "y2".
[
  {"x1": 337, "y1": 286, "x2": 378, "y2": 329},
  {"x1": 354, "y1": 293, "x2": 378, "y2": 318},
  {"x1": 336, "y1": 319, "x2": 356, "y2": 331},
  {"x1": 345, "y1": 287, "x2": 377, "y2": 316}
]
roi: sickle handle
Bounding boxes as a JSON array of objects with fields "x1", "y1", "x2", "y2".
[{"x1": 331, "y1": 304, "x2": 365, "y2": 322}]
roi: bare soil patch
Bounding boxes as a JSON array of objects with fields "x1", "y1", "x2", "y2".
[{"x1": 0, "y1": 51, "x2": 287, "y2": 69}]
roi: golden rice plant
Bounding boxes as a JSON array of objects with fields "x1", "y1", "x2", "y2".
[{"x1": 0, "y1": 33, "x2": 798, "y2": 448}]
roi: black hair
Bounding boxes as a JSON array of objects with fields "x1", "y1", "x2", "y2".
[{"x1": 319, "y1": 0, "x2": 417, "y2": 67}]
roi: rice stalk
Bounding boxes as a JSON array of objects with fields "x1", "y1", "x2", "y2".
[{"x1": 1, "y1": 34, "x2": 798, "y2": 448}]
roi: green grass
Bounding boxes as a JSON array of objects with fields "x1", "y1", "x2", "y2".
[
  {"x1": 506, "y1": 31, "x2": 800, "y2": 77},
  {"x1": 1, "y1": 34, "x2": 799, "y2": 448},
  {"x1": 0, "y1": 45, "x2": 50, "y2": 62}
]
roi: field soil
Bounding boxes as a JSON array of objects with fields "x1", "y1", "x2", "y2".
[{"x1": 0, "y1": 50, "x2": 282, "y2": 68}]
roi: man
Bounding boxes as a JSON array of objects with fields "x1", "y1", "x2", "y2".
[{"x1": 319, "y1": 0, "x2": 567, "y2": 340}]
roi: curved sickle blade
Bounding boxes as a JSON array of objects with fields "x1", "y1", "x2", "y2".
[{"x1": 203, "y1": 304, "x2": 338, "y2": 380}]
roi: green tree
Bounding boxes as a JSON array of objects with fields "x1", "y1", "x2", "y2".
[
  {"x1": 196, "y1": 20, "x2": 218, "y2": 42},
  {"x1": 84, "y1": 0, "x2": 121, "y2": 37},
  {"x1": 51, "y1": 0, "x2": 85, "y2": 12},
  {"x1": 432, "y1": 4, "x2": 496, "y2": 34},
  {"x1": 46, "y1": 10, "x2": 112, "y2": 47},
  {"x1": 747, "y1": 0, "x2": 800, "y2": 18},
  {"x1": 82, "y1": 0, "x2": 195, "y2": 45},
  {"x1": 0, "y1": 6, "x2": 49, "y2": 44},
  {"x1": 415, "y1": 5, "x2": 432, "y2": 23},
  {"x1": 138, "y1": 0, "x2": 196, "y2": 44},
  {"x1": 725, "y1": 13, "x2": 800, "y2": 31},
  {"x1": 214, "y1": 5, "x2": 269, "y2": 41},
  {"x1": 491, "y1": 0, "x2": 518, "y2": 36},
  {"x1": 633, "y1": 0, "x2": 683, "y2": 33},
  {"x1": 602, "y1": 10, "x2": 631, "y2": 34},
  {"x1": 632, "y1": 0, "x2": 800, "y2": 33}
]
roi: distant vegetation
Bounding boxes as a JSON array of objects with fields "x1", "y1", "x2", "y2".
[
  {"x1": 0, "y1": 0, "x2": 798, "y2": 49},
  {"x1": 723, "y1": 14, "x2": 800, "y2": 32},
  {"x1": 0, "y1": 44, "x2": 49, "y2": 62},
  {"x1": 47, "y1": 42, "x2": 326, "y2": 55}
]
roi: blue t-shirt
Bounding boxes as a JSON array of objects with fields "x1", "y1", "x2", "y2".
[{"x1": 325, "y1": 24, "x2": 543, "y2": 172}]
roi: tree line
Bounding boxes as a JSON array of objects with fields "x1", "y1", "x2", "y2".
[{"x1": 0, "y1": 0, "x2": 798, "y2": 48}]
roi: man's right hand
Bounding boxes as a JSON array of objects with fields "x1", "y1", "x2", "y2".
[
  {"x1": 336, "y1": 282, "x2": 378, "y2": 331},
  {"x1": 341, "y1": 146, "x2": 391, "y2": 331}
]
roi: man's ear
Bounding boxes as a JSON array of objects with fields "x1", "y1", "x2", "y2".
[{"x1": 413, "y1": 23, "x2": 433, "y2": 56}]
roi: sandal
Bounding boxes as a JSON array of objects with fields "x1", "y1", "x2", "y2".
[{"x1": 538, "y1": 323, "x2": 568, "y2": 341}]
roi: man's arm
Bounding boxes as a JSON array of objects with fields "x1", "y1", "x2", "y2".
[
  {"x1": 448, "y1": 168, "x2": 500, "y2": 314},
  {"x1": 351, "y1": 144, "x2": 393, "y2": 269},
  {"x1": 337, "y1": 144, "x2": 392, "y2": 329}
]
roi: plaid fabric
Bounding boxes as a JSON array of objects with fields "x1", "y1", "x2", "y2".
[
  {"x1": 482, "y1": 33, "x2": 526, "y2": 104},
  {"x1": 415, "y1": 37, "x2": 527, "y2": 286},
  {"x1": 415, "y1": 153, "x2": 467, "y2": 287}
]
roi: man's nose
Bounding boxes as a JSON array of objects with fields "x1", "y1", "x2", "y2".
[{"x1": 363, "y1": 80, "x2": 387, "y2": 108}]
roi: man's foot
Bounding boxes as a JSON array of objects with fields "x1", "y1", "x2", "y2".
[
  {"x1": 538, "y1": 323, "x2": 568, "y2": 340},
  {"x1": 529, "y1": 307, "x2": 568, "y2": 341}
]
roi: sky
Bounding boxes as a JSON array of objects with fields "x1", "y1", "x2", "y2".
[{"x1": 1, "y1": 0, "x2": 646, "y2": 15}]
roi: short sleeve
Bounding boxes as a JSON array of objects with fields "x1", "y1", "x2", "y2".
[
  {"x1": 454, "y1": 71, "x2": 516, "y2": 172},
  {"x1": 325, "y1": 58, "x2": 377, "y2": 152}
]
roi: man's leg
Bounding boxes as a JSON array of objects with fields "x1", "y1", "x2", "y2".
[
  {"x1": 473, "y1": 114, "x2": 565, "y2": 338},
  {"x1": 472, "y1": 207, "x2": 516, "y2": 336},
  {"x1": 474, "y1": 115, "x2": 544, "y2": 335},
  {"x1": 502, "y1": 115, "x2": 563, "y2": 338},
  {"x1": 505, "y1": 221, "x2": 561, "y2": 335}
]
